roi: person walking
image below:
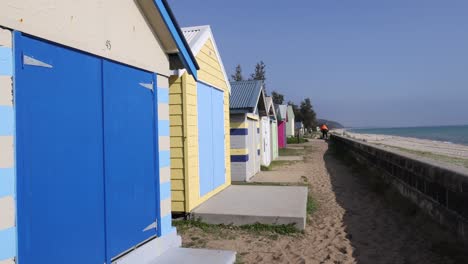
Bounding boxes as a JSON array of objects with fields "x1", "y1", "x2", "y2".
[{"x1": 320, "y1": 124, "x2": 329, "y2": 139}]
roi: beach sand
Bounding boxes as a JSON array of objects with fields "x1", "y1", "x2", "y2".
[
  {"x1": 334, "y1": 129, "x2": 468, "y2": 160},
  {"x1": 176, "y1": 140, "x2": 467, "y2": 264}
]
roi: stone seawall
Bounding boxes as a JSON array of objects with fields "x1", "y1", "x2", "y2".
[{"x1": 330, "y1": 134, "x2": 468, "y2": 242}]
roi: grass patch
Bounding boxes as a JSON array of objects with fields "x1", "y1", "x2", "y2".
[
  {"x1": 390, "y1": 146, "x2": 468, "y2": 169},
  {"x1": 260, "y1": 160, "x2": 297, "y2": 171},
  {"x1": 279, "y1": 148, "x2": 304, "y2": 156},
  {"x1": 306, "y1": 195, "x2": 318, "y2": 215},
  {"x1": 173, "y1": 218, "x2": 300, "y2": 236},
  {"x1": 287, "y1": 137, "x2": 309, "y2": 144},
  {"x1": 235, "y1": 254, "x2": 246, "y2": 264}
]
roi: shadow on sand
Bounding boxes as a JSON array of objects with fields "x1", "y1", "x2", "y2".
[{"x1": 323, "y1": 142, "x2": 468, "y2": 264}]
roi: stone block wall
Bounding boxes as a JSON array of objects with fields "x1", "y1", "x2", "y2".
[{"x1": 331, "y1": 134, "x2": 468, "y2": 242}]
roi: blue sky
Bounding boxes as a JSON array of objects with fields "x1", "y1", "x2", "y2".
[{"x1": 168, "y1": 0, "x2": 468, "y2": 128}]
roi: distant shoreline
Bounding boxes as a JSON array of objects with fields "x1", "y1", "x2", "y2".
[
  {"x1": 333, "y1": 129, "x2": 468, "y2": 169},
  {"x1": 344, "y1": 125, "x2": 468, "y2": 146}
]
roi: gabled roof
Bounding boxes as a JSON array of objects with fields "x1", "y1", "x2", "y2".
[
  {"x1": 230, "y1": 80, "x2": 266, "y2": 115},
  {"x1": 180, "y1": 25, "x2": 231, "y2": 92},
  {"x1": 276, "y1": 105, "x2": 288, "y2": 121},
  {"x1": 265, "y1": 97, "x2": 277, "y2": 120},
  {"x1": 152, "y1": 0, "x2": 199, "y2": 78},
  {"x1": 287, "y1": 105, "x2": 295, "y2": 120}
]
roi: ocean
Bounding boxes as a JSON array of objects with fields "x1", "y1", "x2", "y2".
[{"x1": 350, "y1": 125, "x2": 468, "y2": 146}]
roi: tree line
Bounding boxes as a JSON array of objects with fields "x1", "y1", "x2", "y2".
[{"x1": 231, "y1": 62, "x2": 318, "y2": 130}]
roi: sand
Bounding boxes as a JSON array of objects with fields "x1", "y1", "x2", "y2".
[
  {"x1": 334, "y1": 129, "x2": 468, "y2": 160},
  {"x1": 176, "y1": 140, "x2": 467, "y2": 264}
]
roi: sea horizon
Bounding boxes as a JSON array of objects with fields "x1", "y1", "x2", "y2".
[
  {"x1": 348, "y1": 124, "x2": 468, "y2": 130},
  {"x1": 348, "y1": 124, "x2": 468, "y2": 146}
]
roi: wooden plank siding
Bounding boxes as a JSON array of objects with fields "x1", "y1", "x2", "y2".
[
  {"x1": 169, "y1": 75, "x2": 185, "y2": 212},
  {"x1": 169, "y1": 38, "x2": 231, "y2": 212}
]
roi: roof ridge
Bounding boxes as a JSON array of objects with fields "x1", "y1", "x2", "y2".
[{"x1": 230, "y1": 79, "x2": 263, "y2": 84}]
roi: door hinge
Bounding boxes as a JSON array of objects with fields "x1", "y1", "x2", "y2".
[
  {"x1": 143, "y1": 219, "x2": 158, "y2": 232},
  {"x1": 23, "y1": 55, "x2": 53, "y2": 68},
  {"x1": 139, "y1": 82, "x2": 154, "y2": 92}
]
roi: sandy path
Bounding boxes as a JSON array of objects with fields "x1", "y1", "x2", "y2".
[{"x1": 178, "y1": 140, "x2": 466, "y2": 264}]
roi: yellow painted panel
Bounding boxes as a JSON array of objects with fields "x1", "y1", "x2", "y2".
[
  {"x1": 169, "y1": 85, "x2": 182, "y2": 94},
  {"x1": 187, "y1": 88, "x2": 197, "y2": 97},
  {"x1": 186, "y1": 108, "x2": 197, "y2": 114},
  {"x1": 171, "y1": 168, "x2": 184, "y2": 179},
  {"x1": 171, "y1": 148, "x2": 183, "y2": 158},
  {"x1": 186, "y1": 111, "x2": 197, "y2": 119},
  {"x1": 198, "y1": 72, "x2": 225, "y2": 86},
  {"x1": 231, "y1": 148, "x2": 248, "y2": 155},
  {"x1": 187, "y1": 156, "x2": 199, "y2": 167},
  {"x1": 170, "y1": 126, "x2": 183, "y2": 137},
  {"x1": 197, "y1": 51, "x2": 222, "y2": 70},
  {"x1": 203, "y1": 38, "x2": 217, "y2": 52},
  {"x1": 230, "y1": 122, "x2": 248, "y2": 129},
  {"x1": 186, "y1": 127, "x2": 198, "y2": 137},
  {"x1": 197, "y1": 60, "x2": 224, "y2": 77},
  {"x1": 196, "y1": 39, "x2": 228, "y2": 91},
  {"x1": 169, "y1": 75, "x2": 181, "y2": 85},
  {"x1": 172, "y1": 179, "x2": 185, "y2": 191},
  {"x1": 170, "y1": 94, "x2": 182, "y2": 104},
  {"x1": 170, "y1": 115, "x2": 183, "y2": 126},
  {"x1": 172, "y1": 201, "x2": 185, "y2": 212},
  {"x1": 170, "y1": 74, "x2": 189, "y2": 211},
  {"x1": 186, "y1": 117, "x2": 198, "y2": 127},
  {"x1": 172, "y1": 191, "x2": 185, "y2": 201},
  {"x1": 247, "y1": 113, "x2": 259, "y2": 120},
  {"x1": 171, "y1": 158, "x2": 184, "y2": 169},
  {"x1": 170, "y1": 136, "x2": 183, "y2": 148},
  {"x1": 186, "y1": 95, "x2": 197, "y2": 105},
  {"x1": 170, "y1": 105, "x2": 182, "y2": 115}
]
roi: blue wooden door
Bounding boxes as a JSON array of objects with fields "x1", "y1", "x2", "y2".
[
  {"x1": 211, "y1": 89, "x2": 225, "y2": 188},
  {"x1": 197, "y1": 83, "x2": 225, "y2": 196},
  {"x1": 197, "y1": 83, "x2": 214, "y2": 196},
  {"x1": 15, "y1": 34, "x2": 106, "y2": 264},
  {"x1": 103, "y1": 60, "x2": 158, "y2": 258}
]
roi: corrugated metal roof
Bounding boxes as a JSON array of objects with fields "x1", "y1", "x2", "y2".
[
  {"x1": 181, "y1": 25, "x2": 209, "y2": 47},
  {"x1": 277, "y1": 105, "x2": 288, "y2": 121},
  {"x1": 229, "y1": 80, "x2": 264, "y2": 111}
]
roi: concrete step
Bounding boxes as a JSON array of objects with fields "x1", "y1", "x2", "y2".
[
  {"x1": 151, "y1": 248, "x2": 236, "y2": 264},
  {"x1": 192, "y1": 185, "x2": 308, "y2": 230}
]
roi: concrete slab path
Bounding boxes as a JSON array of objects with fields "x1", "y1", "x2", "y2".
[
  {"x1": 192, "y1": 185, "x2": 308, "y2": 230},
  {"x1": 151, "y1": 248, "x2": 236, "y2": 264},
  {"x1": 277, "y1": 155, "x2": 303, "y2": 161}
]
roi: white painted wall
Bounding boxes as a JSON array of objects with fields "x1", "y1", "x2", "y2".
[
  {"x1": 0, "y1": 0, "x2": 171, "y2": 75},
  {"x1": 260, "y1": 117, "x2": 271, "y2": 166}
]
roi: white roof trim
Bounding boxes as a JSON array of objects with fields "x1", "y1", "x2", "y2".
[
  {"x1": 180, "y1": 25, "x2": 232, "y2": 93},
  {"x1": 265, "y1": 97, "x2": 277, "y2": 120}
]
